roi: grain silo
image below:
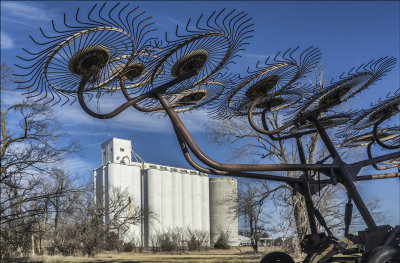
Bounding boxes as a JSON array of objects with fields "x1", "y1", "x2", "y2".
[
  {"x1": 200, "y1": 174, "x2": 210, "y2": 236},
  {"x1": 94, "y1": 138, "x2": 238, "y2": 247},
  {"x1": 171, "y1": 170, "x2": 183, "y2": 229},
  {"x1": 144, "y1": 167, "x2": 162, "y2": 246},
  {"x1": 209, "y1": 177, "x2": 239, "y2": 246},
  {"x1": 94, "y1": 138, "x2": 142, "y2": 243},
  {"x1": 181, "y1": 170, "x2": 192, "y2": 229},
  {"x1": 191, "y1": 172, "x2": 202, "y2": 231}
]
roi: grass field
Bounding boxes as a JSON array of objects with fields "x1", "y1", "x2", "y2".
[{"x1": 28, "y1": 247, "x2": 286, "y2": 263}]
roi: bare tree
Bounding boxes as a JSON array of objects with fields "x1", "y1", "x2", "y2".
[
  {"x1": 234, "y1": 180, "x2": 283, "y2": 253},
  {"x1": 0, "y1": 63, "x2": 78, "y2": 259}
]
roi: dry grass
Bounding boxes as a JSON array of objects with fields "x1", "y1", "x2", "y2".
[{"x1": 29, "y1": 246, "x2": 286, "y2": 263}]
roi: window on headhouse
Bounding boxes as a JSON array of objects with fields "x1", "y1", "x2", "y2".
[{"x1": 120, "y1": 148, "x2": 124, "y2": 152}]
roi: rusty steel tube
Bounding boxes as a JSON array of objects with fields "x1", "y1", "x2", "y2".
[{"x1": 157, "y1": 93, "x2": 338, "y2": 172}]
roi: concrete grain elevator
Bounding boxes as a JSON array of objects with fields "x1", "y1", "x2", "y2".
[{"x1": 94, "y1": 138, "x2": 238, "y2": 246}]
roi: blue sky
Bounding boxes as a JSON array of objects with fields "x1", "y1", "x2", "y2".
[{"x1": 1, "y1": 1, "x2": 399, "y2": 228}]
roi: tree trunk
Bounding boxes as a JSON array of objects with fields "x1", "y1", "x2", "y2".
[{"x1": 292, "y1": 194, "x2": 308, "y2": 241}]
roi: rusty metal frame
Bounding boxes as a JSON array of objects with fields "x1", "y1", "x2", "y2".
[{"x1": 74, "y1": 68, "x2": 400, "y2": 262}]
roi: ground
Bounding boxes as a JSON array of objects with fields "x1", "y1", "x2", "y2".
[{"x1": 28, "y1": 247, "x2": 286, "y2": 263}]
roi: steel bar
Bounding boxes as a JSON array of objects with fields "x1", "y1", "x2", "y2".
[
  {"x1": 349, "y1": 151, "x2": 400, "y2": 168},
  {"x1": 296, "y1": 137, "x2": 319, "y2": 237},
  {"x1": 308, "y1": 114, "x2": 377, "y2": 229},
  {"x1": 317, "y1": 172, "x2": 400, "y2": 184}
]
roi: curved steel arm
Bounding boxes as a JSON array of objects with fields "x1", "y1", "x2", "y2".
[
  {"x1": 77, "y1": 75, "x2": 153, "y2": 119},
  {"x1": 367, "y1": 142, "x2": 399, "y2": 170},
  {"x1": 156, "y1": 92, "x2": 337, "y2": 172},
  {"x1": 77, "y1": 71, "x2": 197, "y2": 118},
  {"x1": 247, "y1": 96, "x2": 295, "y2": 135},
  {"x1": 120, "y1": 79, "x2": 193, "y2": 112},
  {"x1": 260, "y1": 109, "x2": 316, "y2": 141},
  {"x1": 172, "y1": 125, "x2": 303, "y2": 183},
  {"x1": 373, "y1": 115, "x2": 400, "y2": 150}
]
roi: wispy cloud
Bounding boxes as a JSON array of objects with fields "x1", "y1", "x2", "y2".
[
  {"x1": 242, "y1": 53, "x2": 271, "y2": 60},
  {"x1": 1, "y1": 32, "x2": 14, "y2": 49},
  {"x1": 1, "y1": 2, "x2": 50, "y2": 21},
  {"x1": 55, "y1": 100, "x2": 210, "y2": 134},
  {"x1": 60, "y1": 157, "x2": 96, "y2": 179}
]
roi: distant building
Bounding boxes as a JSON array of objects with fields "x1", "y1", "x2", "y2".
[{"x1": 93, "y1": 137, "x2": 239, "y2": 246}]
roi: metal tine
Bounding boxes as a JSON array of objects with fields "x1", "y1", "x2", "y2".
[
  {"x1": 273, "y1": 51, "x2": 282, "y2": 62},
  {"x1": 108, "y1": 3, "x2": 124, "y2": 31},
  {"x1": 298, "y1": 46, "x2": 313, "y2": 67},
  {"x1": 50, "y1": 90, "x2": 62, "y2": 106},
  {"x1": 76, "y1": 7, "x2": 98, "y2": 28},
  {"x1": 264, "y1": 56, "x2": 271, "y2": 66},
  {"x1": 125, "y1": 6, "x2": 139, "y2": 37},
  {"x1": 14, "y1": 55, "x2": 47, "y2": 74},
  {"x1": 63, "y1": 12, "x2": 86, "y2": 30},
  {"x1": 132, "y1": 11, "x2": 149, "y2": 41},
  {"x1": 288, "y1": 46, "x2": 300, "y2": 63},
  {"x1": 87, "y1": 4, "x2": 102, "y2": 26},
  {"x1": 136, "y1": 16, "x2": 156, "y2": 46},
  {"x1": 228, "y1": 10, "x2": 244, "y2": 37},
  {"x1": 195, "y1": 14, "x2": 208, "y2": 33},
  {"x1": 138, "y1": 23, "x2": 157, "y2": 49},
  {"x1": 176, "y1": 22, "x2": 184, "y2": 37},
  {"x1": 222, "y1": 9, "x2": 236, "y2": 36},
  {"x1": 355, "y1": 63, "x2": 365, "y2": 74},
  {"x1": 280, "y1": 48, "x2": 291, "y2": 62},
  {"x1": 375, "y1": 57, "x2": 397, "y2": 76},
  {"x1": 39, "y1": 27, "x2": 63, "y2": 40},
  {"x1": 206, "y1": 11, "x2": 218, "y2": 32},
  {"x1": 22, "y1": 43, "x2": 65, "y2": 58},
  {"x1": 363, "y1": 59, "x2": 374, "y2": 72},
  {"x1": 98, "y1": 2, "x2": 118, "y2": 29},
  {"x1": 369, "y1": 56, "x2": 386, "y2": 72},
  {"x1": 232, "y1": 15, "x2": 253, "y2": 46},
  {"x1": 347, "y1": 66, "x2": 355, "y2": 76},
  {"x1": 59, "y1": 92, "x2": 70, "y2": 106},
  {"x1": 213, "y1": 8, "x2": 227, "y2": 34},
  {"x1": 230, "y1": 11, "x2": 249, "y2": 40},
  {"x1": 28, "y1": 34, "x2": 57, "y2": 47}
]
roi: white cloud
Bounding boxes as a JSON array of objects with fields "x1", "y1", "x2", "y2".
[
  {"x1": 60, "y1": 157, "x2": 96, "y2": 178},
  {"x1": 1, "y1": 2, "x2": 50, "y2": 21},
  {"x1": 55, "y1": 99, "x2": 210, "y2": 134},
  {"x1": 1, "y1": 32, "x2": 14, "y2": 49}
]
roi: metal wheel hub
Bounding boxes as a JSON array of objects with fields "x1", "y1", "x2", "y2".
[
  {"x1": 245, "y1": 75, "x2": 279, "y2": 101},
  {"x1": 115, "y1": 62, "x2": 146, "y2": 81},
  {"x1": 68, "y1": 45, "x2": 110, "y2": 75},
  {"x1": 171, "y1": 49, "x2": 208, "y2": 77},
  {"x1": 177, "y1": 90, "x2": 208, "y2": 104}
]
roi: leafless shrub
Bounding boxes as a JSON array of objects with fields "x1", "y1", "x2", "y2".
[{"x1": 213, "y1": 230, "x2": 230, "y2": 250}]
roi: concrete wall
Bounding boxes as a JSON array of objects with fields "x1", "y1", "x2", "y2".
[{"x1": 101, "y1": 137, "x2": 132, "y2": 166}]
